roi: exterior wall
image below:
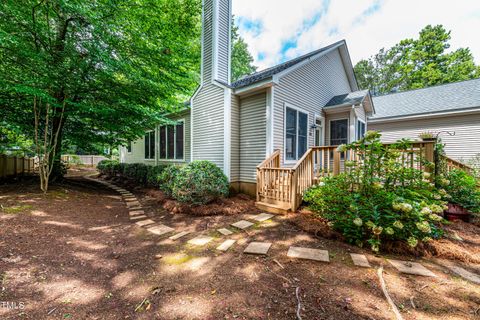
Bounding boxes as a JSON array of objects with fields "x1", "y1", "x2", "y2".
[
  {"x1": 216, "y1": 0, "x2": 231, "y2": 83},
  {"x1": 369, "y1": 113, "x2": 480, "y2": 162},
  {"x1": 120, "y1": 111, "x2": 191, "y2": 166},
  {"x1": 230, "y1": 94, "x2": 240, "y2": 182},
  {"x1": 272, "y1": 48, "x2": 353, "y2": 164},
  {"x1": 239, "y1": 92, "x2": 267, "y2": 183},
  {"x1": 192, "y1": 84, "x2": 225, "y2": 170}
]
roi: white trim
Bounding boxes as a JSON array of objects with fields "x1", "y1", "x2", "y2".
[
  {"x1": 314, "y1": 114, "x2": 325, "y2": 146},
  {"x1": 158, "y1": 119, "x2": 186, "y2": 161},
  {"x1": 223, "y1": 88, "x2": 231, "y2": 180},
  {"x1": 349, "y1": 107, "x2": 356, "y2": 143},
  {"x1": 266, "y1": 87, "x2": 274, "y2": 155},
  {"x1": 233, "y1": 79, "x2": 274, "y2": 95},
  {"x1": 368, "y1": 107, "x2": 480, "y2": 124},
  {"x1": 143, "y1": 130, "x2": 156, "y2": 161},
  {"x1": 283, "y1": 102, "x2": 309, "y2": 164},
  {"x1": 227, "y1": 0, "x2": 232, "y2": 84},
  {"x1": 212, "y1": 0, "x2": 219, "y2": 80},
  {"x1": 272, "y1": 43, "x2": 343, "y2": 83},
  {"x1": 328, "y1": 118, "x2": 349, "y2": 146}
]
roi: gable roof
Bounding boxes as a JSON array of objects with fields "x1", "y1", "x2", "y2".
[
  {"x1": 370, "y1": 78, "x2": 480, "y2": 120},
  {"x1": 231, "y1": 40, "x2": 348, "y2": 89},
  {"x1": 324, "y1": 90, "x2": 370, "y2": 108}
]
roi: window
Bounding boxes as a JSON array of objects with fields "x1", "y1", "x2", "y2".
[
  {"x1": 159, "y1": 120, "x2": 184, "y2": 160},
  {"x1": 126, "y1": 141, "x2": 132, "y2": 153},
  {"x1": 144, "y1": 131, "x2": 155, "y2": 159},
  {"x1": 285, "y1": 106, "x2": 308, "y2": 161},
  {"x1": 330, "y1": 119, "x2": 348, "y2": 145},
  {"x1": 356, "y1": 120, "x2": 366, "y2": 140}
]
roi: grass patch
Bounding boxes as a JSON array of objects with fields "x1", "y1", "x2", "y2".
[
  {"x1": 163, "y1": 253, "x2": 194, "y2": 265},
  {"x1": 1, "y1": 204, "x2": 33, "y2": 214}
]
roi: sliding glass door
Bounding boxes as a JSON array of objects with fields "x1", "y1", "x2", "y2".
[{"x1": 285, "y1": 106, "x2": 308, "y2": 161}]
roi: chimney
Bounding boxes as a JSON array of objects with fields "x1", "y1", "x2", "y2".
[{"x1": 201, "y1": 0, "x2": 232, "y2": 84}]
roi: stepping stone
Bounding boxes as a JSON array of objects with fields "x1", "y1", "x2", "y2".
[
  {"x1": 127, "y1": 201, "x2": 141, "y2": 208},
  {"x1": 218, "y1": 228, "x2": 233, "y2": 236},
  {"x1": 388, "y1": 259, "x2": 437, "y2": 277},
  {"x1": 287, "y1": 246, "x2": 329, "y2": 262},
  {"x1": 169, "y1": 231, "x2": 190, "y2": 240},
  {"x1": 231, "y1": 220, "x2": 254, "y2": 230},
  {"x1": 253, "y1": 213, "x2": 274, "y2": 222},
  {"x1": 147, "y1": 224, "x2": 174, "y2": 236},
  {"x1": 217, "y1": 239, "x2": 236, "y2": 252},
  {"x1": 187, "y1": 236, "x2": 214, "y2": 246},
  {"x1": 350, "y1": 253, "x2": 371, "y2": 268},
  {"x1": 443, "y1": 264, "x2": 480, "y2": 284},
  {"x1": 129, "y1": 210, "x2": 144, "y2": 216},
  {"x1": 129, "y1": 206, "x2": 143, "y2": 211},
  {"x1": 135, "y1": 219, "x2": 156, "y2": 227},
  {"x1": 244, "y1": 242, "x2": 271, "y2": 255},
  {"x1": 130, "y1": 215, "x2": 148, "y2": 221},
  {"x1": 124, "y1": 198, "x2": 138, "y2": 202}
]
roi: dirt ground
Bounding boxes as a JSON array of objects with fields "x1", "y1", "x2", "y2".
[{"x1": 0, "y1": 168, "x2": 479, "y2": 319}]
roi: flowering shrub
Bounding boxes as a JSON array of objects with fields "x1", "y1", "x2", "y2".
[
  {"x1": 303, "y1": 131, "x2": 447, "y2": 252},
  {"x1": 439, "y1": 169, "x2": 480, "y2": 213}
]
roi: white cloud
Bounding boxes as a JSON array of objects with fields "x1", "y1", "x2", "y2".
[{"x1": 233, "y1": 0, "x2": 480, "y2": 70}]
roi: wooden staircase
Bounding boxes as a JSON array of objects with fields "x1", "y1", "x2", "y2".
[{"x1": 255, "y1": 141, "x2": 459, "y2": 214}]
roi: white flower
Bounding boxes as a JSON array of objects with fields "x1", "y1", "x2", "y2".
[
  {"x1": 336, "y1": 144, "x2": 347, "y2": 152},
  {"x1": 353, "y1": 218, "x2": 363, "y2": 227},
  {"x1": 421, "y1": 207, "x2": 432, "y2": 215}
]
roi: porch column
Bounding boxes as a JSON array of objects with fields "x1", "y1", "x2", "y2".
[{"x1": 349, "y1": 106, "x2": 356, "y2": 143}]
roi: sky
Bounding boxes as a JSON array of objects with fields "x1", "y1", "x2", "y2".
[{"x1": 232, "y1": 0, "x2": 480, "y2": 70}]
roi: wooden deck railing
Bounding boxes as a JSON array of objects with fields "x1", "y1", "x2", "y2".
[
  {"x1": 439, "y1": 154, "x2": 474, "y2": 175},
  {"x1": 0, "y1": 155, "x2": 37, "y2": 179},
  {"x1": 256, "y1": 141, "x2": 444, "y2": 212}
]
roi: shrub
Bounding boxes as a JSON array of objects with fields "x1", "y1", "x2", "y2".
[
  {"x1": 440, "y1": 169, "x2": 480, "y2": 213},
  {"x1": 146, "y1": 165, "x2": 168, "y2": 187},
  {"x1": 122, "y1": 163, "x2": 148, "y2": 184},
  {"x1": 303, "y1": 131, "x2": 446, "y2": 252},
  {"x1": 172, "y1": 160, "x2": 229, "y2": 205},
  {"x1": 97, "y1": 160, "x2": 118, "y2": 176},
  {"x1": 158, "y1": 165, "x2": 182, "y2": 196}
]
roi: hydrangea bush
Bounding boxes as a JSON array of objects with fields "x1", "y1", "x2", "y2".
[{"x1": 303, "y1": 131, "x2": 447, "y2": 252}]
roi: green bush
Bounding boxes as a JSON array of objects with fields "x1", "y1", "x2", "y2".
[
  {"x1": 303, "y1": 131, "x2": 446, "y2": 252},
  {"x1": 440, "y1": 169, "x2": 480, "y2": 213},
  {"x1": 158, "y1": 165, "x2": 182, "y2": 196},
  {"x1": 97, "y1": 160, "x2": 119, "y2": 176},
  {"x1": 172, "y1": 160, "x2": 229, "y2": 205},
  {"x1": 146, "y1": 165, "x2": 168, "y2": 187}
]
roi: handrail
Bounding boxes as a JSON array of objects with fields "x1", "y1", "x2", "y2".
[
  {"x1": 292, "y1": 148, "x2": 312, "y2": 171},
  {"x1": 440, "y1": 154, "x2": 473, "y2": 174},
  {"x1": 257, "y1": 149, "x2": 280, "y2": 169}
]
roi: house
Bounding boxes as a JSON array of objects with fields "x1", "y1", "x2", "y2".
[
  {"x1": 120, "y1": 0, "x2": 374, "y2": 205},
  {"x1": 369, "y1": 78, "x2": 480, "y2": 164}
]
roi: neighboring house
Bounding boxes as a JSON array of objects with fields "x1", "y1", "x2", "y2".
[
  {"x1": 369, "y1": 78, "x2": 480, "y2": 163},
  {"x1": 120, "y1": 0, "x2": 374, "y2": 197}
]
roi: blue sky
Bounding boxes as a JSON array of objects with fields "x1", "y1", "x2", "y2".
[{"x1": 232, "y1": 0, "x2": 480, "y2": 70}]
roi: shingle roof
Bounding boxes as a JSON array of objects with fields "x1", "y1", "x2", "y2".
[
  {"x1": 370, "y1": 78, "x2": 480, "y2": 119},
  {"x1": 324, "y1": 90, "x2": 370, "y2": 108},
  {"x1": 231, "y1": 40, "x2": 346, "y2": 88}
]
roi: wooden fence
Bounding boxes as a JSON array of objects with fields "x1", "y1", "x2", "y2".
[
  {"x1": 61, "y1": 155, "x2": 107, "y2": 167},
  {"x1": 0, "y1": 155, "x2": 37, "y2": 179}
]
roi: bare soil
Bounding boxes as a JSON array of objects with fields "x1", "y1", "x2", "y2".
[{"x1": 0, "y1": 169, "x2": 479, "y2": 319}]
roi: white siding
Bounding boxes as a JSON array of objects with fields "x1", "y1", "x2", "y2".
[
  {"x1": 192, "y1": 83, "x2": 225, "y2": 170},
  {"x1": 216, "y1": 0, "x2": 231, "y2": 83},
  {"x1": 273, "y1": 49, "x2": 352, "y2": 164},
  {"x1": 202, "y1": 0, "x2": 214, "y2": 82},
  {"x1": 122, "y1": 135, "x2": 154, "y2": 165},
  {"x1": 369, "y1": 113, "x2": 480, "y2": 162},
  {"x1": 239, "y1": 92, "x2": 267, "y2": 182},
  {"x1": 230, "y1": 94, "x2": 240, "y2": 181}
]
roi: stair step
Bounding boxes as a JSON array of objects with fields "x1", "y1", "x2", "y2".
[{"x1": 255, "y1": 201, "x2": 291, "y2": 214}]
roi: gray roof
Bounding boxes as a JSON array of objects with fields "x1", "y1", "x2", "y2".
[
  {"x1": 370, "y1": 78, "x2": 480, "y2": 119},
  {"x1": 324, "y1": 90, "x2": 370, "y2": 108},
  {"x1": 231, "y1": 40, "x2": 346, "y2": 88}
]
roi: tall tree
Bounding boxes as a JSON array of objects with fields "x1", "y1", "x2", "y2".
[
  {"x1": 355, "y1": 25, "x2": 480, "y2": 95},
  {"x1": 0, "y1": 0, "x2": 201, "y2": 188},
  {"x1": 231, "y1": 21, "x2": 257, "y2": 82}
]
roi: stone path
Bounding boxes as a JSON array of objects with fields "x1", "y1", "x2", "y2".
[
  {"x1": 388, "y1": 259, "x2": 437, "y2": 277},
  {"x1": 350, "y1": 253, "x2": 371, "y2": 268},
  {"x1": 244, "y1": 242, "x2": 272, "y2": 255},
  {"x1": 287, "y1": 247, "x2": 329, "y2": 262},
  {"x1": 84, "y1": 174, "x2": 479, "y2": 286}
]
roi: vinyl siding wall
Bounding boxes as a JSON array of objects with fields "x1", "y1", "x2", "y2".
[
  {"x1": 216, "y1": 0, "x2": 231, "y2": 83},
  {"x1": 230, "y1": 94, "x2": 240, "y2": 182},
  {"x1": 369, "y1": 113, "x2": 480, "y2": 162},
  {"x1": 272, "y1": 49, "x2": 352, "y2": 164},
  {"x1": 192, "y1": 84, "x2": 225, "y2": 170},
  {"x1": 120, "y1": 112, "x2": 191, "y2": 165},
  {"x1": 239, "y1": 92, "x2": 267, "y2": 183}
]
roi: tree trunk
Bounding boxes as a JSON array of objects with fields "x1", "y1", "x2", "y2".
[{"x1": 49, "y1": 107, "x2": 66, "y2": 181}]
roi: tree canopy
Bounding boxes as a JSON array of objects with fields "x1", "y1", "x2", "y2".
[
  {"x1": 231, "y1": 20, "x2": 257, "y2": 82},
  {"x1": 354, "y1": 25, "x2": 480, "y2": 95}
]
